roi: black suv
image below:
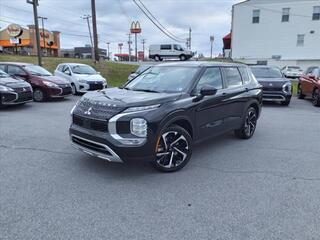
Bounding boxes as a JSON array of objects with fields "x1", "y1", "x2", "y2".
[{"x1": 70, "y1": 62, "x2": 262, "y2": 172}]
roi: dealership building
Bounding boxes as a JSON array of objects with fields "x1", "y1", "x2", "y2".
[
  {"x1": 0, "y1": 23, "x2": 60, "y2": 56},
  {"x1": 230, "y1": 0, "x2": 320, "y2": 69}
]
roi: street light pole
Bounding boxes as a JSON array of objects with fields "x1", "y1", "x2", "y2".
[
  {"x1": 81, "y1": 15, "x2": 94, "y2": 60},
  {"x1": 210, "y1": 35, "x2": 215, "y2": 59},
  {"x1": 27, "y1": 0, "x2": 42, "y2": 66},
  {"x1": 38, "y1": 16, "x2": 47, "y2": 56}
]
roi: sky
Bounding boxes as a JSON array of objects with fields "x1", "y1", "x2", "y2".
[{"x1": 0, "y1": 0, "x2": 243, "y2": 57}]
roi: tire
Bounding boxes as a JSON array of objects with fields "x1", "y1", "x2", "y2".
[
  {"x1": 234, "y1": 107, "x2": 258, "y2": 139},
  {"x1": 154, "y1": 55, "x2": 161, "y2": 61},
  {"x1": 312, "y1": 88, "x2": 320, "y2": 107},
  {"x1": 71, "y1": 83, "x2": 77, "y2": 95},
  {"x1": 297, "y1": 84, "x2": 305, "y2": 99},
  {"x1": 179, "y1": 54, "x2": 186, "y2": 61},
  {"x1": 281, "y1": 99, "x2": 291, "y2": 106},
  {"x1": 153, "y1": 125, "x2": 192, "y2": 172},
  {"x1": 33, "y1": 88, "x2": 46, "y2": 102}
]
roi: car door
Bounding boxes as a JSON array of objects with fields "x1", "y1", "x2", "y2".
[
  {"x1": 160, "y1": 44, "x2": 172, "y2": 58},
  {"x1": 54, "y1": 64, "x2": 65, "y2": 78},
  {"x1": 194, "y1": 67, "x2": 228, "y2": 140},
  {"x1": 301, "y1": 67, "x2": 316, "y2": 96},
  {"x1": 61, "y1": 65, "x2": 73, "y2": 83},
  {"x1": 221, "y1": 67, "x2": 247, "y2": 130}
]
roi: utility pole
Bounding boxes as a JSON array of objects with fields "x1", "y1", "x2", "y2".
[
  {"x1": 27, "y1": 0, "x2": 42, "y2": 66},
  {"x1": 127, "y1": 34, "x2": 132, "y2": 62},
  {"x1": 106, "y1": 42, "x2": 110, "y2": 60},
  {"x1": 81, "y1": 15, "x2": 94, "y2": 60},
  {"x1": 91, "y1": 0, "x2": 99, "y2": 62},
  {"x1": 188, "y1": 27, "x2": 192, "y2": 50},
  {"x1": 141, "y1": 39, "x2": 146, "y2": 61},
  {"x1": 38, "y1": 16, "x2": 47, "y2": 56},
  {"x1": 210, "y1": 35, "x2": 215, "y2": 59}
]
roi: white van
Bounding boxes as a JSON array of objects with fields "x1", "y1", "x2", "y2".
[{"x1": 149, "y1": 44, "x2": 194, "y2": 61}]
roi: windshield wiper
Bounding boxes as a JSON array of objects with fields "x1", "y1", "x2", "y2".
[{"x1": 133, "y1": 89, "x2": 160, "y2": 93}]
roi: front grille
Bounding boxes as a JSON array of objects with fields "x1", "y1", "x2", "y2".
[
  {"x1": 74, "y1": 99, "x2": 124, "y2": 120},
  {"x1": 13, "y1": 86, "x2": 32, "y2": 93},
  {"x1": 263, "y1": 87, "x2": 282, "y2": 92},
  {"x1": 2, "y1": 92, "x2": 17, "y2": 102},
  {"x1": 61, "y1": 87, "x2": 72, "y2": 95},
  {"x1": 16, "y1": 92, "x2": 33, "y2": 102},
  {"x1": 88, "y1": 83, "x2": 103, "y2": 91},
  {"x1": 73, "y1": 115, "x2": 108, "y2": 132},
  {"x1": 72, "y1": 136, "x2": 111, "y2": 155}
]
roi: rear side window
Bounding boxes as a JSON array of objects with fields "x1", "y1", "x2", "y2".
[
  {"x1": 196, "y1": 68, "x2": 223, "y2": 92},
  {"x1": 161, "y1": 45, "x2": 172, "y2": 50},
  {"x1": 0, "y1": 65, "x2": 6, "y2": 72},
  {"x1": 312, "y1": 68, "x2": 320, "y2": 78},
  {"x1": 224, "y1": 67, "x2": 243, "y2": 88},
  {"x1": 8, "y1": 65, "x2": 26, "y2": 75},
  {"x1": 62, "y1": 65, "x2": 70, "y2": 73},
  {"x1": 239, "y1": 67, "x2": 250, "y2": 84},
  {"x1": 57, "y1": 65, "x2": 64, "y2": 71}
]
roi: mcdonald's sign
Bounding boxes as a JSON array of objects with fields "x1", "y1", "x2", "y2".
[{"x1": 130, "y1": 21, "x2": 141, "y2": 34}]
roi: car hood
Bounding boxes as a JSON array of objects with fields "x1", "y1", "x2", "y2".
[
  {"x1": 0, "y1": 76, "x2": 31, "y2": 87},
  {"x1": 257, "y1": 77, "x2": 289, "y2": 86},
  {"x1": 74, "y1": 74, "x2": 105, "y2": 82},
  {"x1": 81, "y1": 87, "x2": 182, "y2": 107},
  {"x1": 34, "y1": 75, "x2": 69, "y2": 84}
]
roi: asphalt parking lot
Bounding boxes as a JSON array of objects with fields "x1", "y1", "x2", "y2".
[{"x1": 1, "y1": 96, "x2": 320, "y2": 240}]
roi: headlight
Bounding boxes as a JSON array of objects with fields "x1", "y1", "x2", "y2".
[
  {"x1": 282, "y1": 82, "x2": 292, "y2": 94},
  {"x1": 43, "y1": 81, "x2": 59, "y2": 88},
  {"x1": 130, "y1": 118, "x2": 147, "y2": 137},
  {"x1": 0, "y1": 85, "x2": 14, "y2": 92},
  {"x1": 124, "y1": 104, "x2": 161, "y2": 113}
]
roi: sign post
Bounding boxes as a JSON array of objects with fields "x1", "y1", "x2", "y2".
[
  {"x1": 210, "y1": 35, "x2": 215, "y2": 59},
  {"x1": 130, "y1": 21, "x2": 141, "y2": 62}
]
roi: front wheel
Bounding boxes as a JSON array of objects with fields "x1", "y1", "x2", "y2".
[
  {"x1": 153, "y1": 125, "x2": 192, "y2": 172},
  {"x1": 235, "y1": 107, "x2": 258, "y2": 139},
  {"x1": 179, "y1": 54, "x2": 186, "y2": 61},
  {"x1": 33, "y1": 88, "x2": 46, "y2": 102},
  {"x1": 312, "y1": 88, "x2": 320, "y2": 107},
  {"x1": 71, "y1": 83, "x2": 77, "y2": 95}
]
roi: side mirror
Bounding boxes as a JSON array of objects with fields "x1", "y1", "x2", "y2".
[{"x1": 200, "y1": 85, "x2": 217, "y2": 96}]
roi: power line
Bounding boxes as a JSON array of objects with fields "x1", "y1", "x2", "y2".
[
  {"x1": 132, "y1": 0, "x2": 185, "y2": 43},
  {"x1": 136, "y1": 0, "x2": 185, "y2": 42}
]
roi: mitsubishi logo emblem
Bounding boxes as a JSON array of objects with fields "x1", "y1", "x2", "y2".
[
  {"x1": 84, "y1": 107, "x2": 92, "y2": 115},
  {"x1": 269, "y1": 83, "x2": 273, "y2": 87},
  {"x1": 22, "y1": 88, "x2": 26, "y2": 92}
]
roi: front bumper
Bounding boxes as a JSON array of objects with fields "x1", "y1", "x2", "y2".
[
  {"x1": 48, "y1": 86, "x2": 72, "y2": 98},
  {"x1": 77, "y1": 82, "x2": 106, "y2": 93},
  {"x1": 1, "y1": 90, "x2": 33, "y2": 105},
  {"x1": 262, "y1": 91, "x2": 292, "y2": 102}
]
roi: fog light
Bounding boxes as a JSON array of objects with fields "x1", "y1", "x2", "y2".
[{"x1": 130, "y1": 118, "x2": 147, "y2": 137}]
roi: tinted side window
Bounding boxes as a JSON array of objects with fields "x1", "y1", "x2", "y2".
[
  {"x1": 57, "y1": 65, "x2": 64, "y2": 71},
  {"x1": 161, "y1": 45, "x2": 172, "y2": 50},
  {"x1": 62, "y1": 65, "x2": 70, "y2": 74},
  {"x1": 312, "y1": 68, "x2": 320, "y2": 78},
  {"x1": 196, "y1": 68, "x2": 223, "y2": 92},
  {"x1": 239, "y1": 67, "x2": 250, "y2": 84},
  {"x1": 224, "y1": 67, "x2": 243, "y2": 88},
  {"x1": 8, "y1": 65, "x2": 26, "y2": 75},
  {"x1": 0, "y1": 65, "x2": 6, "y2": 72}
]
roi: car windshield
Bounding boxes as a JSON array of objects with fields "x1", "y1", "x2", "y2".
[
  {"x1": 24, "y1": 65, "x2": 52, "y2": 76},
  {"x1": 251, "y1": 67, "x2": 283, "y2": 78},
  {"x1": 136, "y1": 66, "x2": 150, "y2": 74},
  {"x1": 288, "y1": 66, "x2": 300, "y2": 70},
  {"x1": 72, "y1": 65, "x2": 96, "y2": 75},
  {"x1": 0, "y1": 69, "x2": 9, "y2": 78},
  {"x1": 125, "y1": 66, "x2": 199, "y2": 93}
]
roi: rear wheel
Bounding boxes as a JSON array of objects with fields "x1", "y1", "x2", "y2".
[
  {"x1": 33, "y1": 88, "x2": 46, "y2": 102},
  {"x1": 71, "y1": 83, "x2": 77, "y2": 95},
  {"x1": 235, "y1": 107, "x2": 257, "y2": 139},
  {"x1": 154, "y1": 55, "x2": 161, "y2": 61},
  {"x1": 297, "y1": 84, "x2": 305, "y2": 99},
  {"x1": 153, "y1": 125, "x2": 192, "y2": 172},
  {"x1": 312, "y1": 88, "x2": 320, "y2": 107}
]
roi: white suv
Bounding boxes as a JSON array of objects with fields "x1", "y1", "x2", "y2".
[
  {"x1": 149, "y1": 44, "x2": 194, "y2": 61},
  {"x1": 54, "y1": 63, "x2": 107, "y2": 94}
]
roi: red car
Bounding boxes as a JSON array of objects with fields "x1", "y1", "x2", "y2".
[
  {"x1": 297, "y1": 66, "x2": 320, "y2": 107},
  {"x1": 0, "y1": 62, "x2": 72, "y2": 102}
]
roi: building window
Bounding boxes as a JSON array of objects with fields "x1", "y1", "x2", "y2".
[
  {"x1": 282, "y1": 8, "x2": 290, "y2": 22},
  {"x1": 297, "y1": 34, "x2": 305, "y2": 47},
  {"x1": 313, "y1": 6, "x2": 320, "y2": 20},
  {"x1": 252, "y1": 10, "x2": 260, "y2": 24}
]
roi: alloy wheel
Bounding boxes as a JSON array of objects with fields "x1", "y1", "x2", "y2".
[
  {"x1": 33, "y1": 89, "x2": 44, "y2": 102},
  {"x1": 155, "y1": 131, "x2": 190, "y2": 169},
  {"x1": 244, "y1": 109, "x2": 257, "y2": 137},
  {"x1": 71, "y1": 84, "x2": 77, "y2": 95},
  {"x1": 312, "y1": 89, "x2": 320, "y2": 106}
]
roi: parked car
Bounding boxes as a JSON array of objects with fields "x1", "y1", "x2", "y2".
[
  {"x1": 54, "y1": 63, "x2": 107, "y2": 95},
  {"x1": 149, "y1": 44, "x2": 194, "y2": 61},
  {"x1": 0, "y1": 62, "x2": 72, "y2": 102},
  {"x1": 297, "y1": 66, "x2": 320, "y2": 107},
  {"x1": 128, "y1": 65, "x2": 152, "y2": 81},
  {"x1": 0, "y1": 69, "x2": 33, "y2": 107},
  {"x1": 281, "y1": 66, "x2": 303, "y2": 78},
  {"x1": 70, "y1": 62, "x2": 262, "y2": 172},
  {"x1": 251, "y1": 66, "x2": 292, "y2": 106}
]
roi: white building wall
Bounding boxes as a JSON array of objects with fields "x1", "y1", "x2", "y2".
[{"x1": 231, "y1": 0, "x2": 320, "y2": 69}]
